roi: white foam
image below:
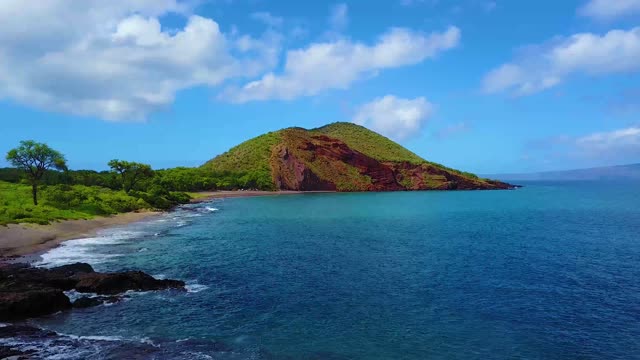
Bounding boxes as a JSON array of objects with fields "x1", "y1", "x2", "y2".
[
  {"x1": 204, "y1": 206, "x2": 219, "y2": 212},
  {"x1": 185, "y1": 283, "x2": 209, "y2": 293},
  {"x1": 64, "y1": 290, "x2": 99, "y2": 302},
  {"x1": 37, "y1": 241, "x2": 122, "y2": 268},
  {"x1": 65, "y1": 334, "x2": 125, "y2": 342},
  {"x1": 36, "y1": 228, "x2": 147, "y2": 267},
  {"x1": 176, "y1": 220, "x2": 188, "y2": 227}
]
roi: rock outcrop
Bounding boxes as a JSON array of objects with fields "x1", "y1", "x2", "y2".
[
  {"x1": 271, "y1": 131, "x2": 515, "y2": 192},
  {"x1": 0, "y1": 263, "x2": 185, "y2": 321},
  {"x1": 204, "y1": 122, "x2": 517, "y2": 192},
  {"x1": 75, "y1": 271, "x2": 185, "y2": 295}
]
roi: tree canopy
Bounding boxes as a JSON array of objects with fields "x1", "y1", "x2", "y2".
[
  {"x1": 6, "y1": 140, "x2": 67, "y2": 205},
  {"x1": 108, "y1": 159, "x2": 154, "y2": 193}
]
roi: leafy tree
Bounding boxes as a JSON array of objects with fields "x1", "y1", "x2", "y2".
[
  {"x1": 44, "y1": 184, "x2": 88, "y2": 209},
  {"x1": 6, "y1": 140, "x2": 67, "y2": 205},
  {"x1": 108, "y1": 160, "x2": 154, "y2": 193}
]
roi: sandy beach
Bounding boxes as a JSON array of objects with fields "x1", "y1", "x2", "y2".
[
  {"x1": 0, "y1": 190, "x2": 325, "y2": 261},
  {"x1": 0, "y1": 211, "x2": 161, "y2": 259}
]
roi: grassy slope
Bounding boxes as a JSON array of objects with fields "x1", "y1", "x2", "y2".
[
  {"x1": 203, "y1": 122, "x2": 486, "y2": 189},
  {"x1": 202, "y1": 131, "x2": 282, "y2": 174},
  {"x1": 313, "y1": 122, "x2": 426, "y2": 164},
  {"x1": 315, "y1": 123, "x2": 481, "y2": 178},
  {"x1": 0, "y1": 181, "x2": 147, "y2": 225}
]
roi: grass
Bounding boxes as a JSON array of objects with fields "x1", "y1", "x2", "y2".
[
  {"x1": 0, "y1": 181, "x2": 148, "y2": 226},
  {"x1": 202, "y1": 131, "x2": 282, "y2": 175},
  {"x1": 201, "y1": 122, "x2": 489, "y2": 190},
  {"x1": 313, "y1": 122, "x2": 426, "y2": 164},
  {"x1": 185, "y1": 192, "x2": 214, "y2": 199}
]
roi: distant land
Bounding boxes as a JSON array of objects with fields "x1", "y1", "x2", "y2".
[
  {"x1": 486, "y1": 163, "x2": 640, "y2": 181},
  {"x1": 204, "y1": 122, "x2": 514, "y2": 191}
]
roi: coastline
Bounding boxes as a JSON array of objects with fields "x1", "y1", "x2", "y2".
[
  {"x1": 0, "y1": 190, "x2": 322, "y2": 263},
  {"x1": 189, "y1": 190, "x2": 330, "y2": 202},
  {"x1": 0, "y1": 211, "x2": 161, "y2": 260}
]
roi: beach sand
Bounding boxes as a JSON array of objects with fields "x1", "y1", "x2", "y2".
[
  {"x1": 189, "y1": 190, "x2": 314, "y2": 202},
  {"x1": 0, "y1": 211, "x2": 160, "y2": 258},
  {"x1": 0, "y1": 190, "x2": 325, "y2": 261}
]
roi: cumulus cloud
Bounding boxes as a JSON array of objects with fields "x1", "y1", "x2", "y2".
[
  {"x1": 483, "y1": 27, "x2": 640, "y2": 96},
  {"x1": 0, "y1": 0, "x2": 281, "y2": 120},
  {"x1": 352, "y1": 95, "x2": 434, "y2": 141},
  {"x1": 578, "y1": 0, "x2": 640, "y2": 20},
  {"x1": 221, "y1": 26, "x2": 461, "y2": 103}
]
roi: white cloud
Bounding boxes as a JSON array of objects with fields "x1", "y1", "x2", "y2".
[
  {"x1": 329, "y1": 3, "x2": 349, "y2": 32},
  {"x1": 0, "y1": 0, "x2": 281, "y2": 120},
  {"x1": 222, "y1": 26, "x2": 461, "y2": 103},
  {"x1": 578, "y1": 0, "x2": 640, "y2": 20},
  {"x1": 483, "y1": 27, "x2": 640, "y2": 96},
  {"x1": 527, "y1": 126, "x2": 640, "y2": 163},
  {"x1": 576, "y1": 126, "x2": 640, "y2": 155},
  {"x1": 250, "y1": 12, "x2": 283, "y2": 28},
  {"x1": 352, "y1": 95, "x2": 434, "y2": 141}
]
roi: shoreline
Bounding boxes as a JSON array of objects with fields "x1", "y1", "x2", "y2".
[
  {"x1": 0, "y1": 211, "x2": 161, "y2": 261},
  {"x1": 189, "y1": 190, "x2": 332, "y2": 202},
  {"x1": 0, "y1": 190, "x2": 326, "y2": 263}
]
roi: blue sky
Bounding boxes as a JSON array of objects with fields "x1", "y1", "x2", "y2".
[{"x1": 1, "y1": 0, "x2": 639, "y2": 174}]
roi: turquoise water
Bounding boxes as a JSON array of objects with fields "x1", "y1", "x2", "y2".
[{"x1": 23, "y1": 182, "x2": 640, "y2": 358}]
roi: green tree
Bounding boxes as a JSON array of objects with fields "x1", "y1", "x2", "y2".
[
  {"x1": 108, "y1": 159, "x2": 154, "y2": 193},
  {"x1": 6, "y1": 140, "x2": 67, "y2": 205}
]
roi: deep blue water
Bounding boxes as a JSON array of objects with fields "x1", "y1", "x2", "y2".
[{"x1": 12, "y1": 182, "x2": 640, "y2": 359}]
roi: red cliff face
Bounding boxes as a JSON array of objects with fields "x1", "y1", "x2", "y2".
[
  {"x1": 270, "y1": 132, "x2": 513, "y2": 191},
  {"x1": 272, "y1": 145, "x2": 337, "y2": 191}
]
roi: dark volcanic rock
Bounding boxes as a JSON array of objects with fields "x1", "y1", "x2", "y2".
[
  {"x1": 0, "y1": 324, "x2": 57, "y2": 338},
  {"x1": 75, "y1": 271, "x2": 185, "y2": 295},
  {"x1": 0, "y1": 325, "x2": 56, "y2": 359},
  {"x1": 0, "y1": 345, "x2": 27, "y2": 358},
  {"x1": 0, "y1": 289, "x2": 71, "y2": 321},
  {"x1": 0, "y1": 263, "x2": 86, "y2": 292},
  {"x1": 0, "y1": 263, "x2": 184, "y2": 321},
  {"x1": 51, "y1": 262, "x2": 95, "y2": 275}
]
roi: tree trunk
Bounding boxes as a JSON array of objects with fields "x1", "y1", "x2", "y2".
[{"x1": 32, "y1": 183, "x2": 38, "y2": 206}]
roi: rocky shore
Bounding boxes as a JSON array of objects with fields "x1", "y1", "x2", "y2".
[{"x1": 0, "y1": 262, "x2": 184, "y2": 322}]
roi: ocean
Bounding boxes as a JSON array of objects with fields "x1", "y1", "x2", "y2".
[{"x1": 7, "y1": 181, "x2": 640, "y2": 359}]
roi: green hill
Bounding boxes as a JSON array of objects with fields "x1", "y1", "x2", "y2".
[{"x1": 203, "y1": 122, "x2": 512, "y2": 191}]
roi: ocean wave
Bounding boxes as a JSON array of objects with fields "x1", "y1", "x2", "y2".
[
  {"x1": 0, "y1": 327, "x2": 235, "y2": 359},
  {"x1": 185, "y1": 283, "x2": 209, "y2": 293},
  {"x1": 36, "y1": 240, "x2": 123, "y2": 268},
  {"x1": 35, "y1": 226, "x2": 151, "y2": 268},
  {"x1": 175, "y1": 220, "x2": 188, "y2": 227}
]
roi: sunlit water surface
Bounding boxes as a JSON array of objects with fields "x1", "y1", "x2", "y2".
[{"x1": 7, "y1": 182, "x2": 640, "y2": 359}]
